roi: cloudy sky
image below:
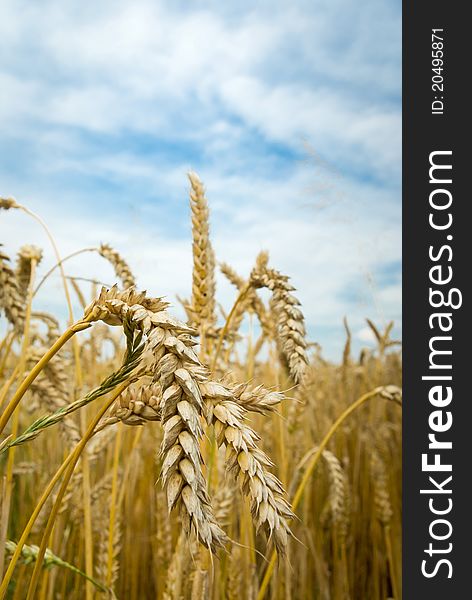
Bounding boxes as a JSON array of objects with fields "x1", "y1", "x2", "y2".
[{"x1": 0, "y1": 0, "x2": 401, "y2": 359}]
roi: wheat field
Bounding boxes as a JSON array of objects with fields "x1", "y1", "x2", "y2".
[{"x1": 0, "y1": 175, "x2": 401, "y2": 599}]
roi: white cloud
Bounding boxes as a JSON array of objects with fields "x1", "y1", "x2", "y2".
[
  {"x1": 0, "y1": 0, "x2": 401, "y2": 359},
  {"x1": 0, "y1": 0, "x2": 400, "y2": 180},
  {"x1": 219, "y1": 76, "x2": 400, "y2": 180},
  {"x1": 356, "y1": 326, "x2": 377, "y2": 344}
]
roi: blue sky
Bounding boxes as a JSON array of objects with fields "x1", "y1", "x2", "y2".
[{"x1": 0, "y1": 0, "x2": 401, "y2": 359}]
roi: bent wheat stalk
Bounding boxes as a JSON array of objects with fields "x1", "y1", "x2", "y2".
[
  {"x1": 211, "y1": 282, "x2": 252, "y2": 372},
  {"x1": 257, "y1": 385, "x2": 402, "y2": 599},
  {"x1": 0, "y1": 318, "x2": 92, "y2": 436},
  {"x1": 2, "y1": 333, "x2": 144, "y2": 453}
]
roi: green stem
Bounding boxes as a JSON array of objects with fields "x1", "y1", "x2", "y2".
[{"x1": 4, "y1": 541, "x2": 108, "y2": 594}]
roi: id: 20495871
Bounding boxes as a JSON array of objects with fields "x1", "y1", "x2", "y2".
[{"x1": 432, "y1": 29, "x2": 444, "y2": 115}]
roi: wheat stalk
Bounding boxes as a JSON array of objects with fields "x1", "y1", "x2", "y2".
[
  {"x1": 220, "y1": 261, "x2": 274, "y2": 343},
  {"x1": 2, "y1": 331, "x2": 144, "y2": 453}
]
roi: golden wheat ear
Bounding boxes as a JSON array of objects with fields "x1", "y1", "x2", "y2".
[
  {"x1": 250, "y1": 262, "x2": 308, "y2": 384},
  {"x1": 188, "y1": 172, "x2": 216, "y2": 331}
]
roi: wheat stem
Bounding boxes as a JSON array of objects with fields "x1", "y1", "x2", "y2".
[
  {"x1": 106, "y1": 423, "x2": 123, "y2": 587},
  {"x1": 24, "y1": 383, "x2": 130, "y2": 600},
  {"x1": 0, "y1": 260, "x2": 37, "y2": 577},
  {"x1": 0, "y1": 365, "x2": 19, "y2": 412},
  {"x1": 0, "y1": 333, "x2": 16, "y2": 379},
  {"x1": 80, "y1": 408, "x2": 94, "y2": 600},
  {"x1": 211, "y1": 282, "x2": 251, "y2": 372}
]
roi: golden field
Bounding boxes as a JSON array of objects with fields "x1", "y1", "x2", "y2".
[{"x1": 0, "y1": 176, "x2": 401, "y2": 599}]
